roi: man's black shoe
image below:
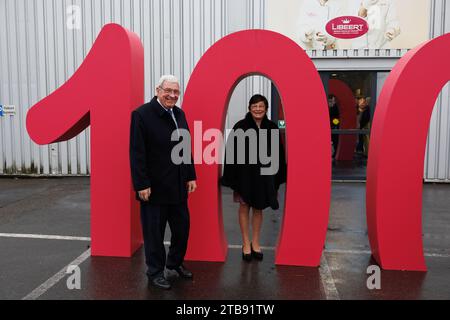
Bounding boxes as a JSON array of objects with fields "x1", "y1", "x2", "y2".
[
  {"x1": 149, "y1": 276, "x2": 171, "y2": 290},
  {"x1": 167, "y1": 265, "x2": 193, "y2": 279}
]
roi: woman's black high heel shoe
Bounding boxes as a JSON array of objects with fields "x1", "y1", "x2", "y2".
[
  {"x1": 242, "y1": 246, "x2": 252, "y2": 262},
  {"x1": 251, "y1": 243, "x2": 263, "y2": 261}
]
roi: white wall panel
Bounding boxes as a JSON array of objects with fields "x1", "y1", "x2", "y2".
[{"x1": 0, "y1": 0, "x2": 267, "y2": 175}]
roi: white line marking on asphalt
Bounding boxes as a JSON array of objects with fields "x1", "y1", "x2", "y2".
[
  {"x1": 22, "y1": 249, "x2": 91, "y2": 300},
  {"x1": 319, "y1": 254, "x2": 341, "y2": 300},
  {"x1": 325, "y1": 248, "x2": 450, "y2": 259},
  {"x1": 0, "y1": 233, "x2": 90, "y2": 241},
  {"x1": 228, "y1": 245, "x2": 450, "y2": 259},
  {"x1": 422, "y1": 252, "x2": 450, "y2": 258},
  {"x1": 2, "y1": 234, "x2": 450, "y2": 258},
  {"x1": 325, "y1": 248, "x2": 372, "y2": 255}
]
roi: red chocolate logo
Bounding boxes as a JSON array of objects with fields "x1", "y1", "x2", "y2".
[{"x1": 326, "y1": 16, "x2": 369, "y2": 39}]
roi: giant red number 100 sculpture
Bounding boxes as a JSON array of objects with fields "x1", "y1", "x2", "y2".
[{"x1": 26, "y1": 23, "x2": 450, "y2": 271}]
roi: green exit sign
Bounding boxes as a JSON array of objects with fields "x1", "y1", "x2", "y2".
[{"x1": 278, "y1": 120, "x2": 286, "y2": 129}]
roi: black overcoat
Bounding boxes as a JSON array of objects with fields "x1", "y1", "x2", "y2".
[
  {"x1": 129, "y1": 96, "x2": 196, "y2": 204},
  {"x1": 221, "y1": 112, "x2": 287, "y2": 210}
]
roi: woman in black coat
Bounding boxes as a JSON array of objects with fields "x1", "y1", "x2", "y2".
[{"x1": 221, "y1": 94, "x2": 287, "y2": 262}]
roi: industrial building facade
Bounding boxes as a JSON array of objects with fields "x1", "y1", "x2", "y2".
[{"x1": 0, "y1": 0, "x2": 449, "y2": 181}]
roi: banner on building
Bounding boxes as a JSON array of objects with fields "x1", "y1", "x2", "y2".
[{"x1": 267, "y1": 0, "x2": 431, "y2": 50}]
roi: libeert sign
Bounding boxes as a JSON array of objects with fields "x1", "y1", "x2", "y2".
[{"x1": 326, "y1": 16, "x2": 369, "y2": 39}]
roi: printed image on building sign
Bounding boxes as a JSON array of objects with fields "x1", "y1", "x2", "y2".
[
  {"x1": 278, "y1": 120, "x2": 286, "y2": 129},
  {"x1": 266, "y1": 0, "x2": 431, "y2": 51}
]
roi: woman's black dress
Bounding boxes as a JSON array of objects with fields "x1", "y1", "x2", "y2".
[{"x1": 221, "y1": 112, "x2": 287, "y2": 210}]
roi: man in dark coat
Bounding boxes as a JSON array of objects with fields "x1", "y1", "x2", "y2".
[{"x1": 129, "y1": 75, "x2": 196, "y2": 290}]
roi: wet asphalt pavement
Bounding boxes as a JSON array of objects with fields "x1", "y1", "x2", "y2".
[{"x1": 0, "y1": 177, "x2": 449, "y2": 300}]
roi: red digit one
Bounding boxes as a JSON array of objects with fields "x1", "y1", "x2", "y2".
[
  {"x1": 183, "y1": 30, "x2": 331, "y2": 266},
  {"x1": 367, "y1": 33, "x2": 450, "y2": 271},
  {"x1": 26, "y1": 24, "x2": 144, "y2": 257}
]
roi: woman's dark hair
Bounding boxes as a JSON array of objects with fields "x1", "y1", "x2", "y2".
[
  {"x1": 248, "y1": 94, "x2": 269, "y2": 110},
  {"x1": 356, "y1": 95, "x2": 366, "y2": 100}
]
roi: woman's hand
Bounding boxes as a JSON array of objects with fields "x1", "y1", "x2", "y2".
[{"x1": 187, "y1": 181, "x2": 197, "y2": 193}]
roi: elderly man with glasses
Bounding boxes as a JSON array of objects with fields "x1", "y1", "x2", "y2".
[{"x1": 130, "y1": 75, "x2": 197, "y2": 290}]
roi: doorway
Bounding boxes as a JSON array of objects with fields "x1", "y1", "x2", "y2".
[{"x1": 271, "y1": 71, "x2": 387, "y2": 181}]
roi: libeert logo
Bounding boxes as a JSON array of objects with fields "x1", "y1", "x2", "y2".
[{"x1": 326, "y1": 16, "x2": 369, "y2": 39}]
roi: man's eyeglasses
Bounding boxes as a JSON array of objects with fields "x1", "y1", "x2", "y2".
[{"x1": 159, "y1": 86, "x2": 180, "y2": 96}]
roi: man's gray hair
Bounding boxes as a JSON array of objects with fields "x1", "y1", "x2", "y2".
[{"x1": 157, "y1": 75, "x2": 179, "y2": 89}]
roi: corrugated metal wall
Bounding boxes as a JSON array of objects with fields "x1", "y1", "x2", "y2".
[
  {"x1": 425, "y1": 0, "x2": 450, "y2": 181},
  {"x1": 1, "y1": 0, "x2": 449, "y2": 180},
  {"x1": 0, "y1": 0, "x2": 270, "y2": 175}
]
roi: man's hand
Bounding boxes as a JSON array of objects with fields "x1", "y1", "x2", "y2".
[
  {"x1": 187, "y1": 180, "x2": 197, "y2": 193},
  {"x1": 304, "y1": 28, "x2": 315, "y2": 42},
  {"x1": 315, "y1": 32, "x2": 329, "y2": 44},
  {"x1": 138, "y1": 188, "x2": 151, "y2": 201},
  {"x1": 385, "y1": 29, "x2": 398, "y2": 41},
  {"x1": 358, "y1": 5, "x2": 368, "y2": 18}
]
